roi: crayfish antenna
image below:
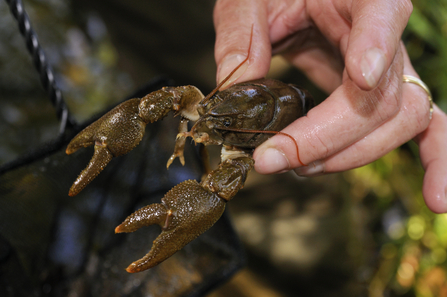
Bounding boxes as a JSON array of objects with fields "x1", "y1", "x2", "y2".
[{"x1": 276, "y1": 131, "x2": 306, "y2": 166}]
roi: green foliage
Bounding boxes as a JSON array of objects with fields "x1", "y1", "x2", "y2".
[
  {"x1": 405, "y1": 0, "x2": 447, "y2": 111},
  {"x1": 348, "y1": 2, "x2": 447, "y2": 295}
]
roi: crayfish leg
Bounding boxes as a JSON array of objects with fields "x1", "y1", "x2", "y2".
[
  {"x1": 166, "y1": 118, "x2": 189, "y2": 168},
  {"x1": 200, "y1": 144, "x2": 212, "y2": 177}
]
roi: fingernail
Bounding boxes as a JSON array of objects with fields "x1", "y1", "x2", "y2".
[
  {"x1": 217, "y1": 54, "x2": 249, "y2": 89},
  {"x1": 360, "y1": 47, "x2": 386, "y2": 88},
  {"x1": 260, "y1": 148, "x2": 290, "y2": 173},
  {"x1": 294, "y1": 160, "x2": 324, "y2": 176}
]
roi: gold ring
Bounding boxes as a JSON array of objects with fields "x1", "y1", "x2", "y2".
[{"x1": 403, "y1": 75, "x2": 434, "y2": 120}]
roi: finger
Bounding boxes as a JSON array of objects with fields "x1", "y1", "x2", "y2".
[
  {"x1": 265, "y1": 0, "x2": 344, "y2": 93},
  {"x1": 416, "y1": 105, "x2": 447, "y2": 213},
  {"x1": 280, "y1": 28, "x2": 344, "y2": 94},
  {"x1": 293, "y1": 92, "x2": 446, "y2": 215},
  {"x1": 343, "y1": 0, "x2": 413, "y2": 90},
  {"x1": 253, "y1": 43, "x2": 405, "y2": 174},
  {"x1": 269, "y1": 0, "x2": 349, "y2": 94},
  {"x1": 214, "y1": 0, "x2": 271, "y2": 87},
  {"x1": 295, "y1": 72, "x2": 431, "y2": 175},
  {"x1": 289, "y1": 44, "x2": 447, "y2": 214},
  {"x1": 295, "y1": 44, "x2": 428, "y2": 173},
  {"x1": 253, "y1": 77, "x2": 402, "y2": 174}
]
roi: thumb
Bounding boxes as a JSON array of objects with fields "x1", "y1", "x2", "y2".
[{"x1": 214, "y1": 0, "x2": 272, "y2": 87}]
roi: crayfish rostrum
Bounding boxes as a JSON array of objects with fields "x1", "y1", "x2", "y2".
[{"x1": 66, "y1": 34, "x2": 314, "y2": 273}]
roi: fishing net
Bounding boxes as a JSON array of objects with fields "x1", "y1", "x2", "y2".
[{"x1": 0, "y1": 1, "x2": 244, "y2": 296}]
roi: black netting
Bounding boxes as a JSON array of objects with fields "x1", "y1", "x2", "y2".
[
  {"x1": 0, "y1": 1, "x2": 244, "y2": 295},
  {"x1": 0, "y1": 81, "x2": 245, "y2": 296}
]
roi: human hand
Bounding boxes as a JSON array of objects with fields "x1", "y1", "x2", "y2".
[{"x1": 214, "y1": 0, "x2": 447, "y2": 213}]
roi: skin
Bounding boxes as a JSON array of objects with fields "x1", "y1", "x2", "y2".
[{"x1": 214, "y1": 0, "x2": 447, "y2": 213}]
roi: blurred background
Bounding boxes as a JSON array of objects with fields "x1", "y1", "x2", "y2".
[{"x1": 0, "y1": 0, "x2": 447, "y2": 296}]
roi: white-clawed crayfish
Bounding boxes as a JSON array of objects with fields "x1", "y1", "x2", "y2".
[{"x1": 66, "y1": 31, "x2": 314, "y2": 273}]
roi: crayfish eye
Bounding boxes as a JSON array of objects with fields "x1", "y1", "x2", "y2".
[{"x1": 223, "y1": 117, "x2": 232, "y2": 127}]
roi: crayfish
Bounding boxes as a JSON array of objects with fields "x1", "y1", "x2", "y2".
[{"x1": 66, "y1": 29, "x2": 314, "y2": 273}]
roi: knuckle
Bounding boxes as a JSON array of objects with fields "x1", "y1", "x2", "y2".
[
  {"x1": 387, "y1": 0, "x2": 413, "y2": 24},
  {"x1": 380, "y1": 87, "x2": 401, "y2": 119},
  {"x1": 419, "y1": 101, "x2": 432, "y2": 131},
  {"x1": 303, "y1": 129, "x2": 333, "y2": 162},
  {"x1": 300, "y1": 109, "x2": 336, "y2": 163},
  {"x1": 406, "y1": 85, "x2": 432, "y2": 133},
  {"x1": 375, "y1": 77, "x2": 401, "y2": 121}
]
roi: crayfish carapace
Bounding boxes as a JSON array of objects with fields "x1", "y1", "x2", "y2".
[{"x1": 66, "y1": 28, "x2": 314, "y2": 273}]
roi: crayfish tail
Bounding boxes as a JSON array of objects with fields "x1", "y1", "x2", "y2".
[
  {"x1": 115, "y1": 203, "x2": 168, "y2": 233},
  {"x1": 68, "y1": 145, "x2": 113, "y2": 196}
]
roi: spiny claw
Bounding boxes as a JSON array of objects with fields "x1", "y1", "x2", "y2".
[
  {"x1": 67, "y1": 99, "x2": 147, "y2": 196},
  {"x1": 115, "y1": 179, "x2": 226, "y2": 273},
  {"x1": 69, "y1": 144, "x2": 113, "y2": 196}
]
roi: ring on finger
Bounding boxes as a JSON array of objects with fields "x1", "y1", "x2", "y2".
[{"x1": 403, "y1": 75, "x2": 434, "y2": 120}]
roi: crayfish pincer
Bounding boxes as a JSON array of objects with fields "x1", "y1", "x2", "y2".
[
  {"x1": 114, "y1": 157, "x2": 254, "y2": 272},
  {"x1": 66, "y1": 31, "x2": 314, "y2": 272}
]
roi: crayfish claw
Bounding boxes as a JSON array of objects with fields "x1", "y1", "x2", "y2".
[
  {"x1": 66, "y1": 123, "x2": 98, "y2": 155},
  {"x1": 115, "y1": 179, "x2": 226, "y2": 273},
  {"x1": 115, "y1": 203, "x2": 168, "y2": 234},
  {"x1": 69, "y1": 145, "x2": 113, "y2": 196},
  {"x1": 67, "y1": 99, "x2": 147, "y2": 196},
  {"x1": 115, "y1": 203, "x2": 172, "y2": 273},
  {"x1": 123, "y1": 229, "x2": 183, "y2": 273}
]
